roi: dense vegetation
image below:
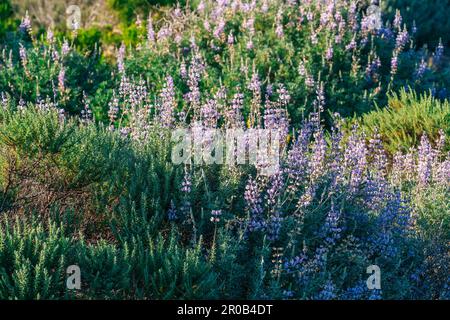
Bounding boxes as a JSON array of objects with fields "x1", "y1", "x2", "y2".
[{"x1": 0, "y1": 0, "x2": 448, "y2": 300}]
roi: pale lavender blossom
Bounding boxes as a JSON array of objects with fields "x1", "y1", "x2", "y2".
[
  {"x1": 147, "y1": 13, "x2": 155, "y2": 44},
  {"x1": 58, "y1": 67, "x2": 65, "y2": 92},
  {"x1": 159, "y1": 76, "x2": 176, "y2": 128},
  {"x1": 417, "y1": 134, "x2": 433, "y2": 185}
]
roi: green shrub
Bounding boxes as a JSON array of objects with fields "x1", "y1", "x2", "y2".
[
  {"x1": 352, "y1": 89, "x2": 450, "y2": 154},
  {"x1": 0, "y1": 217, "x2": 74, "y2": 299}
]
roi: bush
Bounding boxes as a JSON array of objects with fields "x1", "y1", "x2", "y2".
[
  {"x1": 352, "y1": 89, "x2": 450, "y2": 154},
  {"x1": 0, "y1": 0, "x2": 449, "y2": 301}
]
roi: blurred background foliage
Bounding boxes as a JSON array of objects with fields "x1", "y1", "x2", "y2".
[{"x1": 383, "y1": 0, "x2": 450, "y2": 49}]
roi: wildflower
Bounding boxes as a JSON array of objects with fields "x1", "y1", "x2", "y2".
[
  {"x1": 213, "y1": 18, "x2": 226, "y2": 39},
  {"x1": 417, "y1": 134, "x2": 433, "y2": 185},
  {"x1": 168, "y1": 200, "x2": 178, "y2": 221},
  {"x1": 434, "y1": 40, "x2": 444, "y2": 64},
  {"x1": 390, "y1": 54, "x2": 398, "y2": 76},
  {"x1": 62, "y1": 40, "x2": 70, "y2": 56},
  {"x1": 19, "y1": 44, "x2": 27, "y2": 67},
  {"x1": 316, "y1": 279, "x2": 336, "y2": 300},
  {"x1": 346, "y1": 38, "x2": 357, "y2": 51},
  {"x1": 395, "y1": 29, "x2": 409, "y2": 52},
  {"x1": 365, "y1": 56, "x2": 381, "y2": 82},
  {"x1": 275, "y1": 9, "x2": 284, "y2": 38},
  {"x1": 47, "y1": 28, "x2": 54, "y2": 43},
  {"x1": 58, "y1": 108, "x2": 65, "y2": 122},
  {"x1": 19, "y1": 11, "x2": 32, "y2": 34},
  {"x1": 180, "y1": 61, "x2": 187, "y2": 79},
  {"x1": 157, "y1": 26, "x2": 173, "y2": 42},
  {"x1": 325, "y1": 46, "x2": 334, "y2": 61},
  {"x1": 298, "y1": 60, "x2": 307, "y2": 77},
  {"x1": 58, "y1": 67, "x2": 65, "y2": 92},
  {"x1": 117, "y1": 43, "x2": 126, "y2": 74},
  {"x1": 244, "y1": 177, "x2": 265, "y2": 232},
  {"x1": 393, "y1": 10, "x2": 402, "y2": 30},
  {"x1": 108, "y1": 94, "x2": 119, "y2": 124},
  {"x1": 147, "y1": 13, "x2": 155, "y2": 44},
  {"x1": 227, "y1": 32, "x2": 234, "y2": 45},
  {"x1": 210, "y1": 210, "x2": 222, "y2": 223},
  {"x1": 246, "y1": 39, "x2": 254, "y2": 50},
  {"x1": 197, "y1": 0, "x2": 205, "y2": 13},
  {"x1": 415, "y1": 59, "x2": 428, "y2": 80},
  {"x1": 248, "y1": 73, "x2": 261, "y2": 93},
  {"x1": 159, "y1": 76, "x2": 176, "y2": 128}
]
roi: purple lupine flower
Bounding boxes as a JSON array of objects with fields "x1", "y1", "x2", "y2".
[
  {"x1": 415, "y1": 59, "x2": 428, "y2": 80},
  {"x1": 147, "y1": 13, "x2": 155, "y2": 44},
  {"x1": 185, "y1": 53, "x2": 205, "y2": 109},
  {"x1": 343, "y1": 128, "x2": 368, "y2": 193},
  {"x1": 298, "y1": 60, "x2": 307, "y2": 77},
  {"x1": 246, "y1": 39, "x2": 254, "y2": 50},
  {"x1": 266, "y1": 173, "x2": 284, "y2": 208},
  {"x1": 201, "y1": 99, "x2": 220, "y2": 128},
  {"x1": 316, "y1": 279, "x2": 336, "y2": 300},
  {"x1": 197, "y1": 0, "x2": 205, "y2": 13},
  {"x1": 391, "y1": 54, "x2": 399, "y2": 76},
  {"x1": 275, "y1": 9, "x2": 284, "y2": 38},
  {"x1": 62, "y1": 40, "x2": 70, "y2": 56},
  {"x1": 157, "y1": 26, "x2": 173, "y2": 42},
  {"x1": 180, "y1": 61, "x2": 187, "y2": 79},
  {"x1": 46, "y1": 28, "x2": 54, "y2": 43},
  {"x1": 243, "y1": 16, "x2": 255, "y2": 34},
  {"x1": 210, "y1": 209, "x2": 222, "y2": 223},
  {"x1": 0, "y1": 92, "x2": 8, "y2": 110},
  {"x1": 19, "y1": 44, "x2": 27, "y2": 66},
  {"x1": 321, "y1": 201, "x2": 342, "y2": 246},
  {"x1": 365, "y1": 56, "x2": 381, "y2": 82},
  {"x1": 393, "y1": 10, "x2": 402, "y2": 30},
  {"x1": 168, "y1": 200, "x2": 178, "y2": 221},
  {"x1": 346, "y1": 38, "x2": 357, "y2": 51},
  {"x1": 267, "y1": 210, "x2": 283, "y2": 241},
  {"x1": 19, "y1": 11, "x2": 32, "y2": 34},
  {"x1": 18, "y1": 98, "x2": 26, "y2": 111},
  {"x1": 310, "y1": 130, "x2": 327, "y2": 181},
  {"x1": 120, "y1": 127, "x2": 130, "y2": 138},
  {"x1": 117, "y1": 43, "x2": 126, "y2": 74},
  {"x1": 225, "y1": 92, "x2": 244, "y2": 128},
  {"x1": 417, "y1": 133, "x2": 433, "y2": 185},
  {"x1": 261, "y1": 0, "x2": 269, "y2": 13},
  {"x1": 160, "y1": 76, "x2": 176, "y2": 128},
  {"x1": 58, "y1": 108, "x2": 65, "y2": 122},
  {"x1": 244, "y1": 177, "x2": 265, "y2": 232},
  {"x1": 108, "y1": 94, "x2": 119, "y2": 124},
  {"x1": 213, "y1": 18, "x2": 226, "y2": 39},
  {"x1": 325, "y1": 45, "x2": 334, "y2": 61},
  {"x1": 81, "y1": 92, "x2": 93, "y2": 123},
  {"x1": 395, "y1": 29, "x2": 409, "y2": 51},
  {"x1": 58, "y1": 67, "x2": 65, "y2": 92},
  {"x1": 412, "y1": 21, "x2": 418, "y2": 35},
  {"x1": 310, "y1": 30, "x2": 318, "y2": 45},
  {"x1": 264, "y1": 106, "x2": 289, "y2": 142},
  {"x1": 180, "y1": 168, "x2": 192, "y2": 219},
  {"x1": 227, "y1": 32, "x2": 234, "y2": 45},
  {"x1": 305, "y1": 74, "x2": 315, "y2": 90},
  {"x1": 276, "y1": 84, "x2": 291, "y2": 106},
  {"x1": 434, "y1": 40, "x2": 444, "y2": 64},
  {"x1": 248, "y1": 72, "x2": 261, "y2": 93},
  {"x1": 313, "y1": 82, "x2": 325, "y2": 121}
]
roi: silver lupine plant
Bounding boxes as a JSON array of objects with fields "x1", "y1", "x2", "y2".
[{"x1": 0, "y1": 0, "x2": 449, "y2": 300}]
